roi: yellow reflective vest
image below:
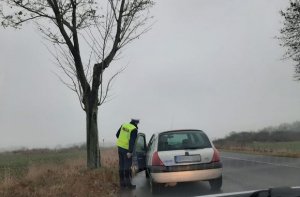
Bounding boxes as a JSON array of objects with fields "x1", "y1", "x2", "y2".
[{"x1": 116, "y1": 123, "x2": 137, "y2": 150}]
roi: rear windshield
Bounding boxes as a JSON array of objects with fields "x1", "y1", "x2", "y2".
[{"x1": 158, "y1": 130, "x2": 212, "y2": 151}]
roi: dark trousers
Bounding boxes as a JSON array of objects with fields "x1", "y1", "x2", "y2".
[{"x1": 118, "y1": 147, "x2": 132, "y2": 186}]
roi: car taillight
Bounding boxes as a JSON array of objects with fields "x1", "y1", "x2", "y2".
[
  {"x1": 212, "y1": 148, "x2": 220, "y2": 162},
  {"x1": 152, "y1": 151, "x2": 164, "y2": 166}
]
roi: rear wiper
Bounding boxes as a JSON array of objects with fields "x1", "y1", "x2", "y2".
[{"x1": 249, "y1": 187, "x2": 300, "y2": 197}]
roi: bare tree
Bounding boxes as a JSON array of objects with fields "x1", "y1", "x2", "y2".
[
  {"x1": 279, "y1": 0, "x2": 300, "y2": 80},
  {"x1": 0, "y1": 0, "x2": 154, "y2": 169}
]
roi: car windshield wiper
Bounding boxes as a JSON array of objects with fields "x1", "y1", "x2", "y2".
[{"x1": 249, "y1": 187, "x2": 300, "y2": 197}]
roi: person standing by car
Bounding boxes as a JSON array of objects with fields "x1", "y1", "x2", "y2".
[{"x1": 116, "y1": 118, "x2": 139, "y2": 189}]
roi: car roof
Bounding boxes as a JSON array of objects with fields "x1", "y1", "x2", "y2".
[{"x1": 155, "y1": 129, "x2": 204, "y2": 135}]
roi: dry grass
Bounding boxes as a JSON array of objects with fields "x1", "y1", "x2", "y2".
[
  {"x1": 0, "y1": 148, "x2": 120, "y2": 197},
  {"x1": 219, "y1": 146, "x2": 300, "y2": 158},
  {"x1": 215, "y1": 141, "x2": 300, "y2": 158}
]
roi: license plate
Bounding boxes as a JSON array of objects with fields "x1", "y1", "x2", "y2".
[{"x1": 175, "y1": 154, "x2": 201, "y2": 163}]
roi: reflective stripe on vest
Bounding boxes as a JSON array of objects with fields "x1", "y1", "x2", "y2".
[{"x1": 116, "y1": 123, "x2": 136, "y2": 150}]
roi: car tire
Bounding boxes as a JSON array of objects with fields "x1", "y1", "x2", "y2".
[
  {"x1": 145, "y1": 169, "x2": 150, "y2": 178},
  {"x1": 209, "y1": 176, "x2": 222, "y2": 191},
  {"x1": 150, "y1": 178, "x2": 160, "y2": 195}
]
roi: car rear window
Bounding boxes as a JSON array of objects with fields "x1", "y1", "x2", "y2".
[{"x1": 158, "y1": 130, "x2": 212, "y2": 151}]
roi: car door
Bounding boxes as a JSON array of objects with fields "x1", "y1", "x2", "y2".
[
  {"x1": 146, "y1": 134, "x2": 156, "y2": 167},
  {"x1": 132, "y1": 133, "x2": 147, "y2": 173}
]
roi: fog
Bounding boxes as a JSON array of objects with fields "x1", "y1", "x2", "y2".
[{"x1": 0, "y1": 0, "x2": 300, "y2": 150}]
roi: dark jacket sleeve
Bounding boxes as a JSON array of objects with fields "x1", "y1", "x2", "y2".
[
  {"x1": 116, "y1": 126, "x2": 121, "y2": 138},
  {"x1": 128, "y1": 128, "x2": 138, "y2": 153}
]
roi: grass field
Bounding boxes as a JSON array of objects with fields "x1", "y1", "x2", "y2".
[
  {"x1": 217, "y1": 141, "x2": 300, "y2": 157},
  {"x1": 251, "y1": 141, "x2": 300, "y2": 152},
  {"x1": 0, "y1": 149, "x2": 86, "y2": 181},
  {"x1": 0, "y1": 147, "x2": 119, "y2": 197}
]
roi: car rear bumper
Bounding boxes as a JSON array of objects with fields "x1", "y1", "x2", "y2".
[
  {"x1": 148, "y1": 162, "x2": 222, "y2": 183},
  {"x1": 151, "y1": 168, "x2": 222, "y2": 183}
]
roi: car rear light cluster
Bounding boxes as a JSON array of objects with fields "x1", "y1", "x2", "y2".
[
  {"x1": 212, "y1": 148, "x2": 220, "y2": 162},
  {"x1": 152, "y1": 151, "x2": 164, "y2": 166}
]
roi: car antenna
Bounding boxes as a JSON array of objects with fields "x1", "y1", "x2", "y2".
[{"x1": 170, "y1": 115, "x2": 174, "y2": 130}]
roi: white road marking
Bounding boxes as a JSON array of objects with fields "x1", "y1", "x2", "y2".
[
  {"x1": 196, "y1": 187, "x2": 300, "y2": 197},
  {"x1": 221, "y1": 156, "x2": 300, "y2": 169},
  {"x1": 195, "y1": 190, "x2": 257, "y2": 197}
]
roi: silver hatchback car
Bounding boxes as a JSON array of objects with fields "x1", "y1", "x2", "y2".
[{"x1": 132, "y1": 129, "x2": 223, "y2": 194}]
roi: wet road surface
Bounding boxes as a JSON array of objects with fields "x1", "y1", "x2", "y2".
[{"x1": 118, "y1": 151, "x2": 300, "y2": 197}]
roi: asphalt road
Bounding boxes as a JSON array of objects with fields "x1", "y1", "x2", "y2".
[{"x1": 118, "y1": 151, "x2": 300, "y2": 197}]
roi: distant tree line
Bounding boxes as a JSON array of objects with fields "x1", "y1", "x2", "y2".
[{"x1": 214, "y1": 121, "x2": 300, "y2": 147}]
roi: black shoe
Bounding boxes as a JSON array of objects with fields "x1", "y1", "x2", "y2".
[
  {"x1": 127, "y1": 183, "x2": 136, "y2": 189},
  {"x1": 121, "y1": 185, "x2": 126, "y2": 188},
  {"x1": 120, "y1": 182, "x2": 126, "y2": 188}
]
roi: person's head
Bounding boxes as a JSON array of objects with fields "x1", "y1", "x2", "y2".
[{"x1": 130, "y1": 118, "x2": 140, "y2": 127}]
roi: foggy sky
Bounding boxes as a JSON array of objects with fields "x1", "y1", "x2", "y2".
[{"x1": 1, "y1": 0, "x2": 300, "y2": 149}]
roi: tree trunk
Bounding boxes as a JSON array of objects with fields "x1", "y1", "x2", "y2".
[{"x1": 86, "y1": 105, "x2": 101, "y2": 169}]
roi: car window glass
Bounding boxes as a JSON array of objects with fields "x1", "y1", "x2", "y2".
[
  {"x1": 135, "y1": 135, "x2": 145, "y2": 152},
  {"x1": 148, "y1": 134, "x2": 154, "y2": 148},
  {"x1": 148, "y1": 135, "x2": 156, "y2": 152},
  {"x1": 167, "y1": 133, "x2": 188, "y2": 145},
  {"x1": 158, "y1": 131, "x2": 212, "y2": 151}
]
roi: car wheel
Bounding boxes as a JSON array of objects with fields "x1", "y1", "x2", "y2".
[
  {"x1": 145, "y1": 169, "x2": 149, "y2": 178},
  {"x1": 150, "y1": 178, "x2": 160, "y2": 195},
  {"x1": 209, "y1": 176, "x2": 222, "y2": 191}
]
